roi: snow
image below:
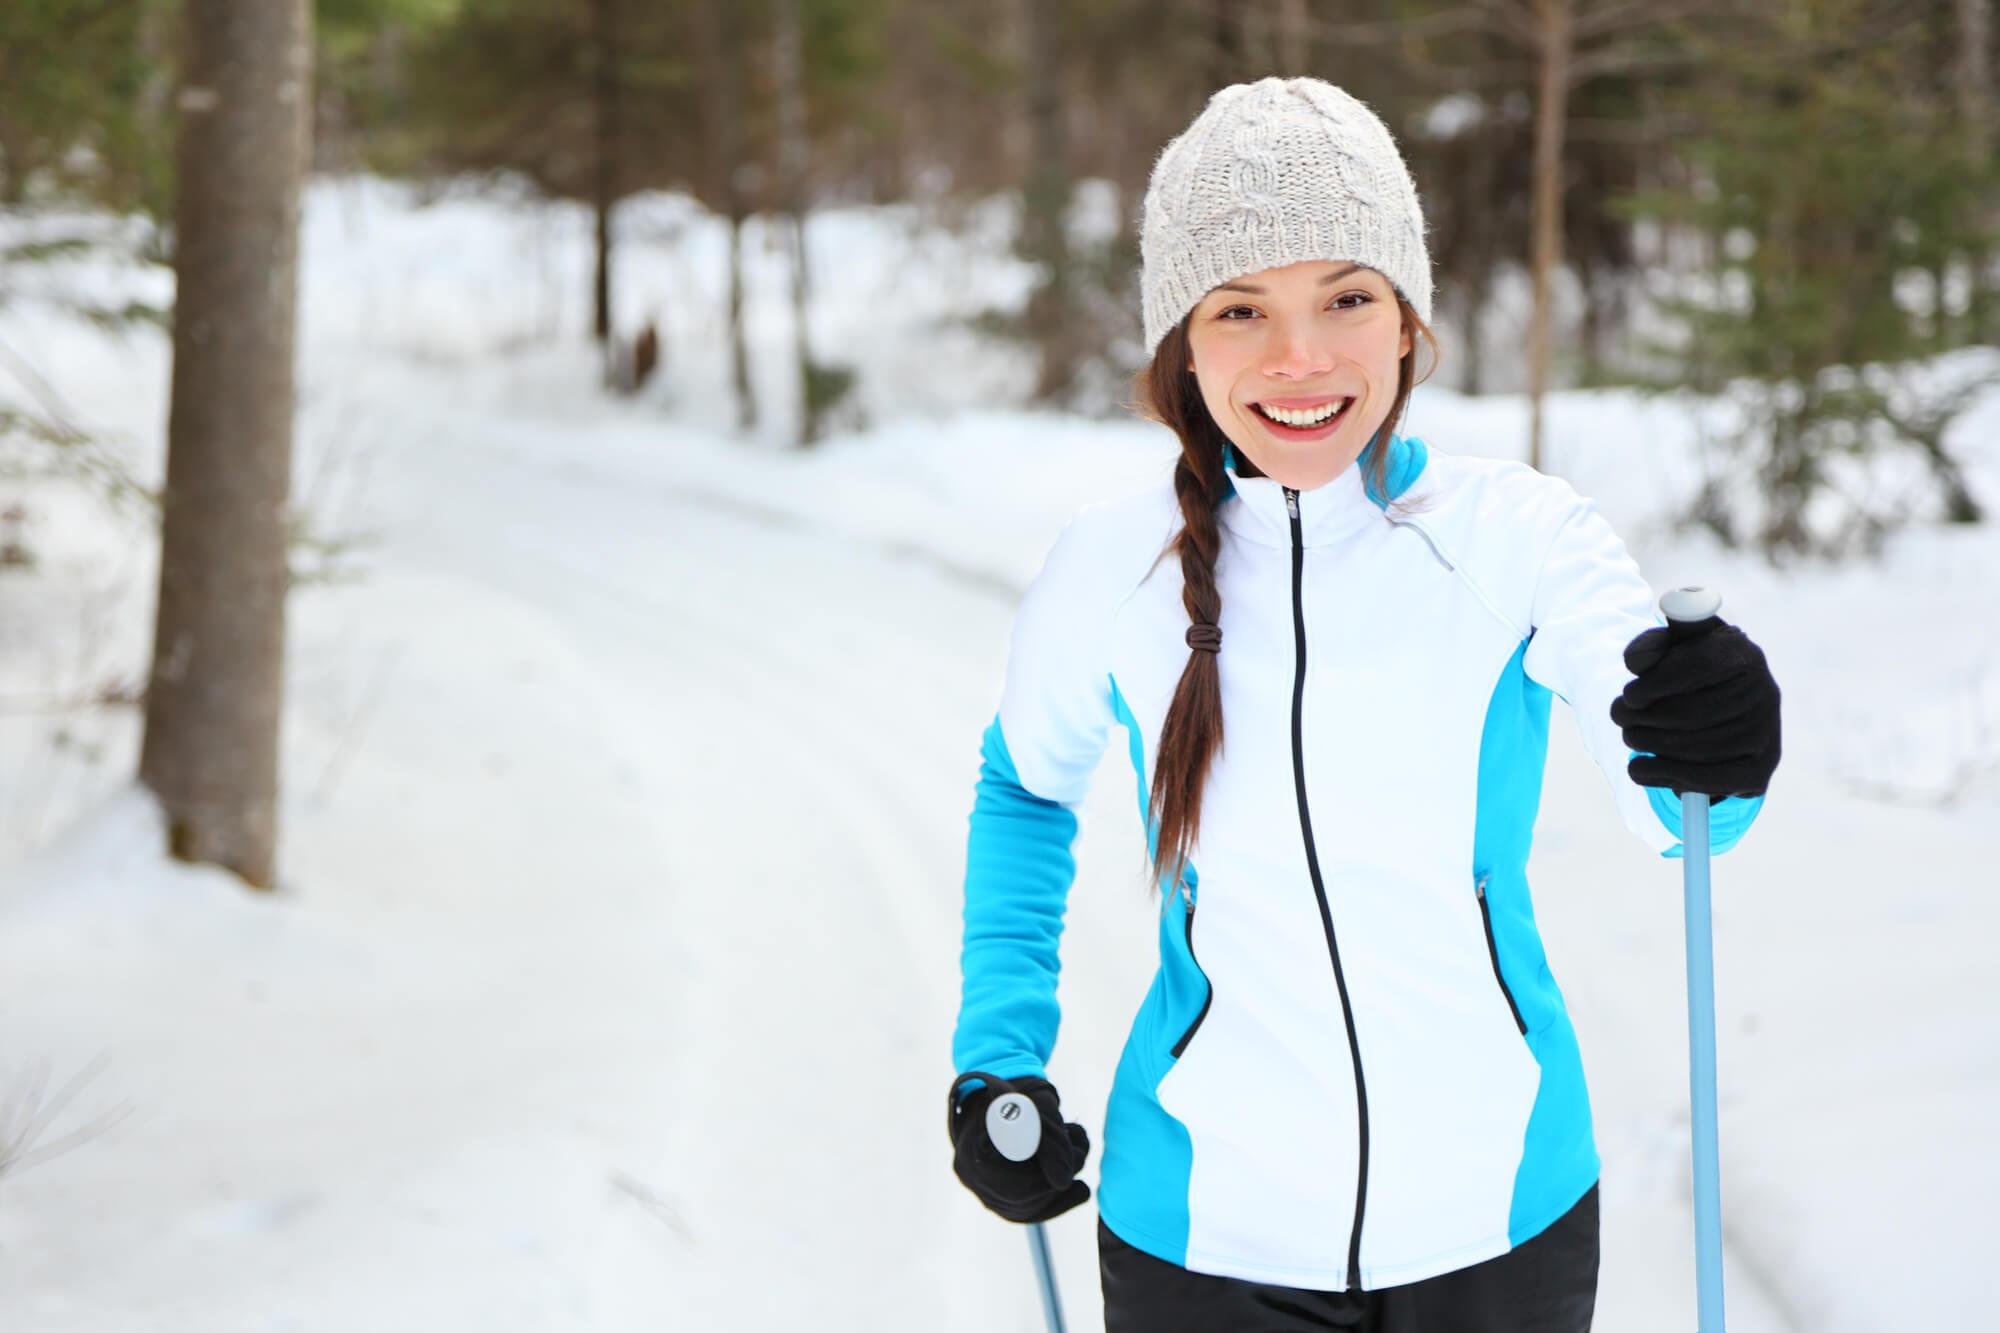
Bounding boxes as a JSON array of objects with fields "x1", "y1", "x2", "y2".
[{"x1": 1, "y1": 177, "x2": 1997, "y2": 1330}]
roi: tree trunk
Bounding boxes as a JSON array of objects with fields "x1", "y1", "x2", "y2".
[
  {"x1": 1210, "y1": 0, "x2": 1244, "y2": 88},
  {"x1": 0, "y1": 127, "x2": 30, "y2": 205},
  {"x1": 1960, "y1": 0, "x2": 1993, "y2": 157},
  {"x1": 1024, "y1": 0, "x2": 1074, "y2": 404},
  {"x1": 135, "y1": 0, "x2": 178, "y2": 227},
  {"x1": 1576, "y1": 243, "x2": 1601, "y2": 383},
  {"x1": 727, "y1": 212, "x2": 753, "y2": 433},
  {"x1": 313, "y1": 35, "x2": 346, "y2": 174},
  {"x1": 1526, "y1": 0, "x2": 1573, "y2": 472},
  {"x1": 1276, "y1": 0, "x2": 1309, "y2": 74},
  {"x1": 1956, "y1": 0, "x2": 1992, "y2": 341},
  {"x1": 773, "y1": 0, "x2": 815, "y2": 445},
  {"x1": 1462, "y1": 266, "x2": 1490, "y2": 396},
  {"x1": 694, "y1": 0, "x2": 754, "y2": 432},
  {"x1": 590, "y1": 0, "x2": 619, "y2": 345},
  {"x1": 140, "y1": 0, "x2": 311, "y2": 890},
  {"x1": 1461, "y1": 106, "x2": 1502, "y2": 397}
]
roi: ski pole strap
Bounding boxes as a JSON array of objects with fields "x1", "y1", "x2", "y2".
[{"x1": 947, "y1": 1070, "x2": 1013, "y2": 1144}]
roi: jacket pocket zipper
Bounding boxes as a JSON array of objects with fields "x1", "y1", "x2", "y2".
[
  {"x1": 1170, "y1": 899, "x2": 1213, "y2": 1058},
  {"x1": 1476, "y1": 874, "x2": 1529, "y2": 1035}
]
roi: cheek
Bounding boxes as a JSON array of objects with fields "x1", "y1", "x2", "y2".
[
  {"x1": 1201, "y1": 375, "x2": 1244, "y2": 423},
  {"x1": 1188, "y1": 341, "x2": 1245, "y2": 402},
  {"x1": 1374, "y1": 324, "x2": 1410, "y2": 375}
]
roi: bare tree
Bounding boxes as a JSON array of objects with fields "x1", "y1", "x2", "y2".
[
  {"x1": 1463, "y1": 0, "x2": 1715, "y2": 469},
  {"x1": 1276, "y1": 0, "x2": 1311, "y2": 71},
  {"x1": 692, "y1": 0, "x2": 755, "y2": 433},
  {"x1": 773, "y1": 0, "x2": 820, "y2": 445},
  {"x1": 1959, "y1": 0, "x2": 1993, "y2": 183},
  {"x1": 1209, "y1": 0, "x2": 1249, "y2": 88},
  {"x1": 1526, "y1": 0, "x2": 1573, "y2": 472},
  {"x1": 139, "y1": 0, "x2": 311, "y2": 889},
  {"x1": 589, "y1": 0, "x2": 621, "y2": 345},
  {"x1": 1022, "y1": 0, "x2": 1076, "y2": 403},
  {"x1": 1957, "y1": 0, "x2": 1993, "y2": 340}
]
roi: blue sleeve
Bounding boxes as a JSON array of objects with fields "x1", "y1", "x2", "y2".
[
  {"x1": 1633, "y1": 760, "x2": 1766, "y2": 859},
  {"x1": 951, "y1": 714, "x2": 1081, "y2": 1085}
]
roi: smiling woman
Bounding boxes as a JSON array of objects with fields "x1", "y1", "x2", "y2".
[
  {"x1": 1184, "y1": 259, "x2": 1425, "y2": 493},
  {"x1": 948, "y1": 74, "x2": 1779, "y2": 1333}
]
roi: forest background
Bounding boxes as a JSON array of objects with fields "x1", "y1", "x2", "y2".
[{"x1": 8, "y1": 0, "x2": 1997, "y2": 562}]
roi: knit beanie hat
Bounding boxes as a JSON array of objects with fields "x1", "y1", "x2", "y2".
[{"x1": 1139, "y1": 77, "x2": 1433, "y2": 358}]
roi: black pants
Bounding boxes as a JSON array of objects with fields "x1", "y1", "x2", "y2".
[{"x1": 1098, "y1": 1184, "x2": 1598, "y2": 1333}]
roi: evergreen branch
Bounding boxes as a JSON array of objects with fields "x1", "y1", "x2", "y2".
[
  {"x1": 0, "y1": 0, "x2": 141, "y2": 81},
  {"x1": 0, "y1": 236, "x2": 97, "y2": 265},
  {"x1": 0, "y1": 406, "x2": 70, "y2": 451},
  {"x1": 1465, "y1": 0, "x2": 1546, "y2": 48},
  {"x1": 75, "y1": 300, "x2": 170, "y2": 334},
  {"x1": 0, "y1": 1054, "x2": 135, "y2": 1182},
  {"x1": 0, "y1": 336, "x2": 155, "y2": 513},
  {"x1": 0, "y1": 333, "x2": 88, "y2": 445},
  {"x1": 1568, "y1": 44, "x2": 1704, "y2": 85},
  {"x1": 1298, "y1": 5, "x2": 1528, "y2": 46},
  {"x1": 1572, "y1": 0, "x2": 1712, "y2": 42}
]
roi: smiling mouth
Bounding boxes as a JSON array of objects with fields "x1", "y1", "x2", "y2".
[{"x1": 1252, "y1": 398, "x2": 1354, "y2": 430}]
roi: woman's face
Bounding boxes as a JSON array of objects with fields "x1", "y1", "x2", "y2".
[{"x1": 1185, "y1": 259, "x2": 1412, "y2": 493}]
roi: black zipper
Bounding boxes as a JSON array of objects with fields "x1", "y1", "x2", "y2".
[
  {"x1": 1475, "y1": 873, "x2": 1529, "y2": 1035},
  {"x1": 1169, "y1": 897, "x2": 1213, "y2": 1058},
  {"x1": 1285, "y1": 485, "x2": 1372, "y2": 1293}
]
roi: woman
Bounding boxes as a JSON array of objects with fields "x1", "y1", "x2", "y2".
[{"x1": 945, "y1": 77, "x2": 1781, "y2": 1332}]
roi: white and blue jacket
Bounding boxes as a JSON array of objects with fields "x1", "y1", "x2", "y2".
[{"x1": 952, "y1": 434, "x2": 1763, "y2": 1291}]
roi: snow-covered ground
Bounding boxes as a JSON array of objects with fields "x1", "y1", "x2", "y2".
[{"x1": 1, "y1": 178, "x2": 1997, "y2": 1331}]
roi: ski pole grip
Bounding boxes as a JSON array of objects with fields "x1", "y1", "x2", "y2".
[
  {"x1": 1660, "y1": 585, "x2": 1722, "y2": 640},
  {"x1": 986, "y1": 1091, "x2": 1043, "y2": 1162}
]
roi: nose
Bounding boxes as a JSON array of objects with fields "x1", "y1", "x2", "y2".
[{"x1": 1260, "y1": 317, "x2": 1334, "y2": 380}]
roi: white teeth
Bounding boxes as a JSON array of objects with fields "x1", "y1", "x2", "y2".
[{"x1": 1258, "y1": 399, "x2": 1348, "y2": 427}]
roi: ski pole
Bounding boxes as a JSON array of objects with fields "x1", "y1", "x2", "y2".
[
  {"x1": 987, "y1": 1091, "x2": 1068, "y2": 1333},
  {"x1": 1659, "y1": 586, "x2": 1728, "y2": 1333}
]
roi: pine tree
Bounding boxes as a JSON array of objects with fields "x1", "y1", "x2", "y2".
[
  {"x1": 0, "y1": 1, "x2": 174, "y2": 515},
  {"x1": 1628, "y1": 0, "x2": 1992, "y2": 559}
]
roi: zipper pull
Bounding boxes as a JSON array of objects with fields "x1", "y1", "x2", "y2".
[
  {"x1": 1284, "y1": 487, "x2": 1300, "y2": 519},
  {"x1": 1475, "y1": 873, "x2": 1490, "y2": 898}
]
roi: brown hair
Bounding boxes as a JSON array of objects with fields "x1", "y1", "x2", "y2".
[{"x1": 1125, "y1": 295, "x2": 1441, "y2": 899}]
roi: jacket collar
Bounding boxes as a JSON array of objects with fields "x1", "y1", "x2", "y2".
[{"x1": 1219, "y1": 433, "x2": 1429, "y2": 549}]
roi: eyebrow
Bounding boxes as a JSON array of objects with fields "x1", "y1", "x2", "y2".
[{"x1": 1213, "y1": 263, "x2": 1364, "y2": 296}]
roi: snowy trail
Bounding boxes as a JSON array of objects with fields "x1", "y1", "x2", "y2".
[
  {"x1": 14, "y1": 364, "x2": 1990, "y2": 1331},
  {"x1": 0, "y1": 383, "x2": 1814, "y2": 1330},
  {"x1": 368, "y1": 407, "x2": 1108, "y2": 1328}
]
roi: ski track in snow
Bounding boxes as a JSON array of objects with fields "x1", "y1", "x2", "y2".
[{"x1": 373, "y1": 407, "x2": 1057, "y2": 1328}]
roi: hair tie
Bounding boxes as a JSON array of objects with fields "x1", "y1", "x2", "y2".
[{"x1": 1185, "y1": 623, "x2": 1222, "y2": 654}]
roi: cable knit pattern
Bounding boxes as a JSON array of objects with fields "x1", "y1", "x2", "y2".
[{"x1": 1141, "y1": 77, "x2": 1433, "y2": 356}]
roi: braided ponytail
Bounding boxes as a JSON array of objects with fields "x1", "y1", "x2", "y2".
[
  {"x1": 1127, "y1": 299, "x2": 1439, "y2": 900},
  {"x1": 1147, "y1": 437, "x2": 1230, "y2": 899}
]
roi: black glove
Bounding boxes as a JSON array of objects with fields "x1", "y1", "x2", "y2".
[
  {"x1": 1611, "y1": 614, "x2": 1781, "y2": 799},
  {"x1": 946, "y1": 1071, "x2": 1091, "y2": 1224}
]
